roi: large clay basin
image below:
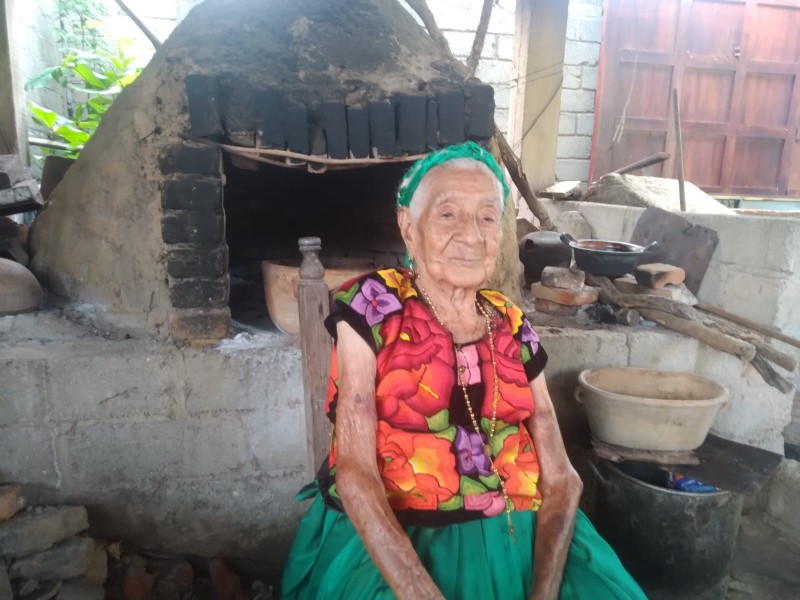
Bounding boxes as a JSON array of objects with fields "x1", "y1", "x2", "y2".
[
  {"x1": 575, "y1": 367, "x2": 728, "y2": 451},
  {"x1": 261, "y1": 258, "x2": 377, "y2": 335}
]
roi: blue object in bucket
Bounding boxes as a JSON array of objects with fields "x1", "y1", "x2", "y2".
[{"x1": 667, "y1": 472, "x2": 718, "y2": 493}]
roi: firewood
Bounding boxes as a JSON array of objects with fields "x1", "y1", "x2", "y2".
[
  {"x1": 638, "y1": 308, "x2": 756, "y2": 362},
  {"x1": 751, "y1": 353, "x2": 795, "y2": 394},
  {"x1": 698, "y1": 301, "x2": 800, "y2": 350}
]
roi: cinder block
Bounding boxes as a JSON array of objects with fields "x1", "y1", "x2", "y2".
[
  {"x1": 436, "y1": 89, "x2": 465, "y2": 145},
  {"x1": 765, "y1": 218, "x2": 800, "y2": 274},
  {"x1": 560, "y1": 89, "x2": 596, "y2": 113},
  {"x1": 0, "y1": 506, "x2": 88, "y2": 558},
  {"x1": 9, "y1": 536, "x2": 95, "y2": 580},
  {"x1": 396, "y1": 94, "x2": 427, "y2": 153},
  {"x1": 719, "y1": 270, "x2": 783, "y2": 329},
  {"x1": 563, "y1": 40, "x2": 600, "y2": 67},
  {"x1": 0, "y1": 426, "x2": 58, "y2": 488},
  {"x1": 581, "y1": 67, "x2": 599, "y2": 91},
  {"x1": 555, "y1": 159, "x2": 590, "y2": 182},
  {"x1": 346, "y1": 106, "x2": 370, "y2": 159},
  {"x1": 626, "y1": 329, "x2": 699, "y2": 371},
  {"x1": 475, "y1": 59, "x2": 512, "y2": 85},
  {"x1": 496, "y1": 34, "x2": 515, "y2": 60},
  {"x1": 576, "y1": 113, "x2": 595, "y2": 135},
  {"x1": 579, "y1": 17, "x2": 603, "y2": 42},
  {"x1": 556, "y1": 136, "x2": 592, "y2": 159},
  {"x1": 368, "y1": 100, "x2": 395, "y2": 157},
  {"x1": 563, "y1": 67, "x2": 581, "y2": 89},
  {"x1": 559, "y1": 114, "x2": 576, "y2": 135}
]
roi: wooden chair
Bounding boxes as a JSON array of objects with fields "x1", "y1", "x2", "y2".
[{"x1": 296, "y1": 236, "x2": 333, "y2": 476}]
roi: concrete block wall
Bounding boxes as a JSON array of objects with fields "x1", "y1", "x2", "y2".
[
  {"x1": 400, "y1": 0, "x2": 516, "y2": 136},
  {"x1": 556, "y1": 0, "x2": 603, "y2": 182},
  {"x1": 0, "y1": 313, "x2": 308, "y2": 579}
]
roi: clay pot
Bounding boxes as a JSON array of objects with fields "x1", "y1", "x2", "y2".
[
  {"x1": 0, "y1": 258, "x2": 43, "y2": 315},
  {"x1": 518, "y1": 231, "x2": 572, "y2": 284},
  {"x1": 261, "y1": 258, "x2": 376, "y2": 335}
]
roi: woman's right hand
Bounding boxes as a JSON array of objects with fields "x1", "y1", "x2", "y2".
[{"x1": 334, "y1": 321, "x2": 445, "y2": 600}]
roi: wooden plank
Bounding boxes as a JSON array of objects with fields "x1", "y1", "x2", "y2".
[{"x1": 297, "y1": 237, "x2": 333, "y2": 476}]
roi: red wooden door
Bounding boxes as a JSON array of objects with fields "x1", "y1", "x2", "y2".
[{"x1": 592, "y1": 0, "x2": 800, "y2": 197}]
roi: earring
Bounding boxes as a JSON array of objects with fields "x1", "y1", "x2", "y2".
[{"x1": 408, "y1": 256, "x2": 417, "y2": 278}]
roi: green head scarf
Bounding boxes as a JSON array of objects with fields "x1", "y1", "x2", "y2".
[{"x1": 396, "y1": 141, "x2": 509, "y2": 211}]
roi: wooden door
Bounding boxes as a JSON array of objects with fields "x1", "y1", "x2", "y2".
[{"x1": 592, "y1": 0, "x2": 800, "y2": 197}]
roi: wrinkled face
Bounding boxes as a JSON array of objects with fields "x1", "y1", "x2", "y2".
[{"x1": 398, "y1": 163, "x2": 503, "y2": 290}]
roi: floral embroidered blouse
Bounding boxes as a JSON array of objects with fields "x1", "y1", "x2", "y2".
[{"x1": 319, "y1": 268, "x2": 548, "y2": 527}]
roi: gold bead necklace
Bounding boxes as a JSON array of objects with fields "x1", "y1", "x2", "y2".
[{"x1": 415, "y1": 277, "x2": 516, "y2": 541}]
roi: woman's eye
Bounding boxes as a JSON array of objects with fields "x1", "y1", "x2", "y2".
[{"x1": 440, "y1": 212, "x2": 454, "y2": 220}]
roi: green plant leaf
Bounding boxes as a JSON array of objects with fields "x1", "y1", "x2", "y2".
[
  {"x1": 29, "y1": 102, "x2": 59, "y2": 129},
  {"x1": 54, "y1": 124, "x2": 90, "y2": 147},
  {"x1": 73, "y1": 63, "x2": 111, "y2": 89},
  {"x1": 25, "y1": 66, "x2": 63, "y2": 90}
]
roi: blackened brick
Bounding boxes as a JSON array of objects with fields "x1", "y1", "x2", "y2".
[
  {"x1": 159, "y1": 144, "x2": 222, "y2": 175},
  {"x1": 309, "y1": 119, "x2": 327, "y2": 157},
  {"x1": 162, "y1": 211, "x2": 224, "y2": 244},
  {"x1": 396, "y1": 94, "x2": 426, "y2": 153},
  {"x1": 347, "y1": 106, "x2": 370, "y2": 158},
  {"x1": 321, "y1": 101, "x2": 348, "y2": 159},
  {"x1": 167, "y1": 244, "x2": 228, "y2": 278},
  {"x1": 169, "y1": 308, "x2": 230, "y2": 343},
  {"x1": 185, "y1": 75, "x2": 223, "y2": 137},
  {"x1": 255, "y1": 89, "x2": 284, "y2": 148},
  {"x1": 426, "y1": 99, "x2": 439, "y2": 150},
  {"x1": 219, "y1": 74, "x2": 257, "y2": 146},
  {"x1": 284, "y1": 105, "x2": 309, "y2": 155},
  {"x1": 170, "y1": 276, "x2": 229, "y2": 309},
  {"x1": 464, "y1": 82, "x2": 495, "y2": 140},
  {"x1": 368, "y1": 100, "x2": 395, "y2": 157},
  {"x1": 437, "y1": 89, "x2": 466, "y2": 145},
  {"x1": 161, "y1": 176, "x2": 222, "y2": 211}
]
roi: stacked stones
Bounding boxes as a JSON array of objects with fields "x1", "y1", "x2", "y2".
[
  {"x1": 531, "y1": 266, "x2": 599, "y2": 316},
  {"x1": 0, "y1": 484, "x2": 106, "y2": 600}
]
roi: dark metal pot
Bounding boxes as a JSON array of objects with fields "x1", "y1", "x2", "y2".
[
  {"x1": 518, "y1": 231, "x2": 572, "y2": 284},
  {"x1": 560, "y1": 233, "x2": 659, "y2": 277}
]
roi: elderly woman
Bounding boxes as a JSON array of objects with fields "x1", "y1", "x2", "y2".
[{"x1": 281, "y1": 142, "x2": 645, "y2": 599}]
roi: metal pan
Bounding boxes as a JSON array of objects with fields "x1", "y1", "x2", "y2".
[{"x1": 561, "y1": 233, "x2": 660, "y2": 277}]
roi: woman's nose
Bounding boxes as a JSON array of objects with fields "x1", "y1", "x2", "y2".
[{"x1": 456, "y1": 214, "x2": 483, "y2": 243}]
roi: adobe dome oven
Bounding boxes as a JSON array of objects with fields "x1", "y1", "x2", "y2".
[{"x1": 29, "y1": 0, "x2": 498, "y2": 343}]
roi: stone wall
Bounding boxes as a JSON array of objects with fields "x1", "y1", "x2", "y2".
[{"x1": 556, "y1": 0, "x2": 603, "y2": 182}]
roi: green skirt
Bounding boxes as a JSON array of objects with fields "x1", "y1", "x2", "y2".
[{"x1": 281, "y1": 491, "x2": 647, "y2": 600}]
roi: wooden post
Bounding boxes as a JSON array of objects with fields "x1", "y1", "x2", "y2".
[
  {"x1": 297, "y1": 237, "x2": 333, "y2": 477},
  {"x1": 672, "y1": 88, "x2": 687, "y2": 212}
]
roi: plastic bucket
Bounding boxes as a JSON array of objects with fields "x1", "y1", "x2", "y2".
[{"x1": 592, "y1": 460, "x2": 742, "y2": 600}]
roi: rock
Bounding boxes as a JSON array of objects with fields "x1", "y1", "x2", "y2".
[
  {"x1": 0, "y1": 259, "x2": 43, "y2": 316},
  {"x1": 209, "y1": 558, "x2": 247, "y2": 600},
  {"x1": 540, "y1": 266, "x2": 585, "y2": 291},
  {"x1": 0, "y1": 485, "x2": 25, "y2": 522},
  {"x1": 533, "y1": 298, "x2": 578, "y2": 317},
  {"x1": 582, "y1": 173, "x2": 732, "y2": 213},
  {"x1": 57, "y1": 579, "x2": 105, "y2": 600},
  {"x1": 615, "y1": 308, "x2": 640, "y2": 326},
  {"x1": 17, "y1": 579, "x2": 38, "y2": 596},
  {"x1": 554, "y1": 210, "x2": 593, "y2": 240},
  {"x1": 0, "y1": 563, "x2": 11, "y2": 600},
  {"x1": 84, "y1": 543, "x2": 108, "y2": 585},
  {"x1": 0, "y1": 506, "x2": 88, "y2": 559},
  {"x1": 531, "y1": 283, "x2": 599, "y2": 306},
  {"x1": 17, "y1": 580, "x2": 60, "y2": 600},
  {"x1": 9, "y1": 537, "x2": 95, "y2": 581},
  {"x1": 634, "y1": 263, "x2": 686, "y2": 288}
]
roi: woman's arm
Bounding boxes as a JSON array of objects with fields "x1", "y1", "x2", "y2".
[
  {"x1": 333, "y1": 321, "x2": 444, "y2": 600},
  {"x1": 527, "y1": 373, "x2": 584, "y2": 600}
]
